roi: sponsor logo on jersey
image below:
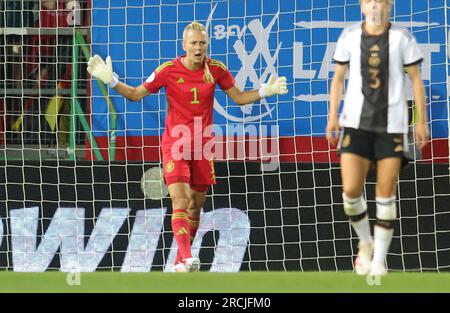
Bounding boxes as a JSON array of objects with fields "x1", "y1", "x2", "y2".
[{"x1": 369, "y1": 44, "x2": 382, "y2": 67}]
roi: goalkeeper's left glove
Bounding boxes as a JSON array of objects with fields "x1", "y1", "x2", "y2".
[
  {"x1": 87, "y1": 55, "x2": 119, "y2": 88},
  {"x1": 258, "y1": 74, "x2": 288, "y2": 98}
]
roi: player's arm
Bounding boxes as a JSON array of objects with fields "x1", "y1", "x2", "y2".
[
  {"x1": 87, "y1": 55, "x2": 150, "y2": 102},
  {"x1": 113, "y1": 82, "x2": 150, "y2": 102},
  {"x1": 224, "y1": 74, "x2": 288, "y2": 105},
  {"x1": 326, "y1": 62, "x2": 347, "y2": 146},
  {"x1": 406, "y1": 63, "x2": 430, "y2": 148},
  {"x1": 224, "y1": 87, "x2": 260, "y2": 105}
]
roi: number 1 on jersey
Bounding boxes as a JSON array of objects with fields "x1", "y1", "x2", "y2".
[{"x1": 190, "y1": 87, "x2": 200, "y2": 104}]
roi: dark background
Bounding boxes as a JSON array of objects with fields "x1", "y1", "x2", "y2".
[{"x1": 0, "y1": 160, "x2": 449, "y2": 271}]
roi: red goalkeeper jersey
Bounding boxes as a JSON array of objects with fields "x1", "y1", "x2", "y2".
[{"x1": 143, "y1": 56, "x2": 235, "y2": 151}]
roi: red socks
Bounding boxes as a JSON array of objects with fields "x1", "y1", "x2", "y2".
[
  {"x1": 171, "y1": 209, "x2": 192, "y2": 260},
  {"x1": 174, "y1": 214, "x2": 200, "y2": 264},
  {"x1": 188, "y1": 216, "x2": 200, "y2": 242}
]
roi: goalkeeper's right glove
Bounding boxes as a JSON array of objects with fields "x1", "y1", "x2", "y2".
[
  {"x1": 258, "y1": 74, "x2": 288, "y2": 98},
  {"x1": 87, "y1": 55, "x2": 119, "y2": 88}
]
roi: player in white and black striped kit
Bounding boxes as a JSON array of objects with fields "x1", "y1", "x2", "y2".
[{"x1": 326, "y1": 0, "x2": 429, "y2": 276}]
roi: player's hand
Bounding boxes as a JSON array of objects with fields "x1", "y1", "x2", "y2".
[
  {"x1": 415, "y1": 122, "x2": 430, "y2": 149},
  {"x1": 87, "y1": 55, "x2": 114, "y2": 85},
  {"x1": 326, "y1": 116, "x2": 340, "y2": 146},
  {"x1": 261, "y1": 74, "x2": 288, "y2": 97}
]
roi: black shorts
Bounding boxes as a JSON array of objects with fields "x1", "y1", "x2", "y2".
[{"x1": 338, "y1": 128, "x2": 409, "y2": 166}]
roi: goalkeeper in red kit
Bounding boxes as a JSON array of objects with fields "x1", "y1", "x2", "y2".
[{"x1": 87, "y1": 21, "x2": 288, "y2": 272}]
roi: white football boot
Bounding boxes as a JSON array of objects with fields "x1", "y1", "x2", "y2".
[
  {"x1": 354, "y1": 240, "x2": 373, "y2": 275},
  {"x1": 172, "y1": 262, "x2": 188, "y2": 272},
  {"x1": 172, "y1": 257, "x2": 200, "y2": 273},
  {"x1": 368, "y1": 261, "x2": 388, "y2": 276}
]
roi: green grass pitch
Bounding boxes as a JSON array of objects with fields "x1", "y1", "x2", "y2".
[{"x1": 0, "y1": 272, "x2": 449, "y2": 293}]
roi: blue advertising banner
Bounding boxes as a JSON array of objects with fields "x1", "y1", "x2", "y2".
[{"x1": 90, "y1": 0, "x2": 448, "y2": 159}]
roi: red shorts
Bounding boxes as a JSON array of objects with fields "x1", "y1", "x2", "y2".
[{"x1": 162, "y1": 147, "x2": 216, "y2": 193}]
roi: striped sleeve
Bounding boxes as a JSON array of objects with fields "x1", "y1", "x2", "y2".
[
  {"x1": 403, "y1": 32, "x2": 423, "y2": 66},
  {"x1": 333, "y1": 28, "x2": 351, "y2": 64},
  {"x1": 209, "y1": 59, "x2": 235, "y2": 90}
]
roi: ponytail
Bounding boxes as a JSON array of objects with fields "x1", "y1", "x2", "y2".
[{"x1": 203, "y1": 61, "x2": 215, "y2": 83}]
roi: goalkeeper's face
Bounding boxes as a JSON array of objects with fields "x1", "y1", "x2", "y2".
[{"x1": 183, "y1": 30, "x2": 208, "y2": 65}]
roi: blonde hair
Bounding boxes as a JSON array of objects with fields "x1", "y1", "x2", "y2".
[
  {"x1": 359, "y1": 0, "x2": 392, "y2": 3},
  {"x1": 183, "y1": 21, "x2": 214, "y2": 83},
  {"x1": 359, "y1": 0, "x2": 393, "y2": 9}
]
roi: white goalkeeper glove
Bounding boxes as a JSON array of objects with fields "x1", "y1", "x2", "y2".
[
  {"x1": 87, "y1": 55, "x2": 119, "y2": 88},
  {"x1": 258, "y1": 74, "x2": 288, "y2": 98}
]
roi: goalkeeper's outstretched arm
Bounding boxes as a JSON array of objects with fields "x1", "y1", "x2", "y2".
[
  {"x1": 87, "y1": 55, "x2": 149, "y2": 102},
  {"x1": 224, "y1": 74, "x2": 288, "y2": 105},
  {"x1": 88, "y1": 55, "x2": 288, "y2": 104}
]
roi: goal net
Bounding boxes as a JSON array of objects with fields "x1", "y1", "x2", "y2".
[{"x1": 0, "y1": 0, "x2": 449, "y2": 272}]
